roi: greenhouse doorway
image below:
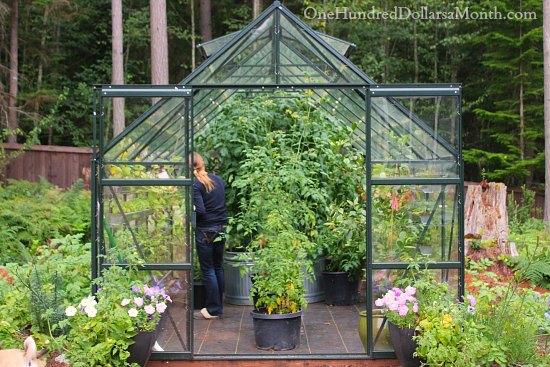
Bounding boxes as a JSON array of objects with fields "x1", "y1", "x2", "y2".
[{"x1": 92, "y1": 85, "x2": 196, "y2": 359}]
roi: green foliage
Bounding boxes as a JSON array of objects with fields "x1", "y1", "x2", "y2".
[
  {"x1": 249, "y1": 195, "x2": 314, "y2": 314},
  {"x1": 464, "y1": 0, "x2": 543, "y2": 186},
  {"x1": 0, "y1": 179, "x2": 91, "y2": 263},
  {"x1": 319, "y1": 198, "x2": 366, "y2": 280},
  {"x1": 414, "y1": 258, "x2": 549, "y2": 366},
  {"x1": 509, "y1": 236, "x2": 550, "y2": 289},
  {"x1": 0, "y1": 234, "x2": 91, "y2": 349},
  {"x1": 197, "y1": 91, "x2": 363, "y2": 249}
]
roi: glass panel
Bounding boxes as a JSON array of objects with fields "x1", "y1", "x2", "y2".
[
  {"x1": 187, "y1": 10, "x2": 367, "y2": 86},
  {"x1": 103, "y1": 163, "x2": 189, "y2": 179},
  {"x1": 101, "y1": 96, "x2": 152, "y2": 151},
  {"x1": 370, "y1": 96, "x2": 459, "y2": 178},
  {"x1": 191, "y1": 14, "x2": 275, "y2": 85},
  {"x1": 317, "y1": 33, "x2": 353, "y2": 56},
  {"x1": 279, "y1": 14, "x2": 365, "y2": 84},
  {"x1": 104, "y1": 97, "x2": 189, "y2": 162},
  {"x1": 198, "y1": 32, "x2": 238, "y2": 58},
  {"x1": 102, "y1": 185, "x2": 191, "y2": 264},
  {"x1": 370, "y1": 269, "x2": 460, "y2": 353},
  {"x1": 372, "y1": 184, "x2": 460, "y2": 263},
  {"x1": 198, "y1": 30, "x2": 352, "y2": 60},
  {"x1": 136, "y1": 269, "x2": 191, "y2": 353}
]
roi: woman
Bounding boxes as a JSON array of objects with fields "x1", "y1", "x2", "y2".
[{"x1": 192, "y1": 152, "x2": 227, "y2": 320}]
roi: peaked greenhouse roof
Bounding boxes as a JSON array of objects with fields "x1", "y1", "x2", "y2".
[
  {"x1": 103, "y1": 1, "x2": 458, "y2": 168},
  {"x1": 183, "y1": 1, "x2": 369, "y2": 86}
]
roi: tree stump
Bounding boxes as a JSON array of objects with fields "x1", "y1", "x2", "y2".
[{"x1": 464, "y1": 182, "x2": 513, "y2": 255}]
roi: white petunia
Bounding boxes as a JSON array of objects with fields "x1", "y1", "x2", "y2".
[
  {"x1": 121, "y1": 298, "x2": 131, "y2": 306},
  {"x1": 79, "y1": 296, "x2": 97, "y2": 309},
  {"x1": 85, "y1": 306, "x2": 97, "y2": 318},
  {"x1": 65, "y1": 306, "x2": 77, "y2": 317},
  {"x1": 128, "y1": 308, "x2": 139, "y2": 317}
]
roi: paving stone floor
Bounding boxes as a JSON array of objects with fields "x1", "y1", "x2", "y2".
[{"x1": 192, "y1": 302, "x2": 372, "y2": 355}]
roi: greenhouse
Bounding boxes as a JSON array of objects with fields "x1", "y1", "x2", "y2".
[{"x1": 91, "y1": 1, "x2": 463, "y2": 361}]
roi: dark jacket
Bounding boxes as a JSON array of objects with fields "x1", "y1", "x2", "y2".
[{"x1": 193, "y1": 173, "x2": 227, "y2": 228}]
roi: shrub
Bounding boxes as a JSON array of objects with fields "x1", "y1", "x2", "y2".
[{"x1": 0, "y1": 179, "x2": 90, "y2": 263}]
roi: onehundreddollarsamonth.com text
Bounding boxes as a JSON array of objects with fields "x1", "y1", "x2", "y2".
[{"x1": 303, "y1": 6, "x2": 537, "y2": 21}]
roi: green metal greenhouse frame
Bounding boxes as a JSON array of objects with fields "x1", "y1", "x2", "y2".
[{"x1": 91, "y1": 1, "x2": 463, "y2": 361}]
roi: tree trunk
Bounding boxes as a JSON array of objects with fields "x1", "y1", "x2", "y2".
[
  {"x1": 191, "y1": 0, "x2": 196, "y2": 70},
  {"x1": 150, "y1": 0, "x2": 169, "y2": 104},
  {"x1": 112, "y1": 0, "x2": 125, "y2": 137},
  {"x1": 464, "y1": 182, "x2": 510, "y2": 254},
  {"x1": 200, "y1": 0, "x2": 212, "y2": 42},
  {"x1": 7, "y1": 0, "x2": 18, "y2": 143},
  {"x1": 252, "y1": 0, "x2": 262, "y2": 19},
  {"x1": 544, "y1": 0, "x2": 550, "y2": 224}
]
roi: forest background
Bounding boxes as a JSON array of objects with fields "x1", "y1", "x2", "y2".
[{"x1": 0, "y1": 0, "x2": 545, "y2": 191}]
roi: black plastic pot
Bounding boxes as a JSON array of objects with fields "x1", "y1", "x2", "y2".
[
  {"x1": 322, "y1": 271, "x2": 359, "y2": 305},
  {"x1": 127, "y1": 330, "x2": 157, "y2": 367},
  {"x1": 251, "y1": 310, "x2": 302, "y2": 350},
  {"x1": 388, "y1": 321, "x2": 422, "y2": 367}
]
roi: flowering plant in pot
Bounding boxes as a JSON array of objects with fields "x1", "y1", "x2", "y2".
[{"x1": 56, "y1": 265, "x2": 172, "y2": 367}]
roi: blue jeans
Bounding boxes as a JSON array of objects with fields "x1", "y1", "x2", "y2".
[{"x1": 195, "y1": 227, "x2": 225, "y2": 316}]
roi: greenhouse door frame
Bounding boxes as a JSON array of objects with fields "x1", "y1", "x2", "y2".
[
  {"x1": 365, "y1": 84, "x2": 464, "y2": 358},
  {"x1": 91, "y1": 85, "x2": 195, "y2": 359}
]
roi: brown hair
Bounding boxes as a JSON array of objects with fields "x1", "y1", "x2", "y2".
[{"x1": 193, "y1": 152, "x2": 215, "y2": 193}]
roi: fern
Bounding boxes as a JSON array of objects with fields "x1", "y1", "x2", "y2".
[{"x1": 511, "y1": 256, "x2": 550, "y2": 289}]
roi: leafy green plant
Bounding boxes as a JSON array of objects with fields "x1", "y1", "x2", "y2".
[
  {"x1": 0, "y1": 234, "x2": 91, "y2": 350},
  {"x1": 197, "y1": 91, "x2": 364, "y2": 249},
  {"x1": 54, "y1": 265, "x2": 172, "y2": 367},
  {"x1": 249, "y1": 196, "x2": 314, "y2": 314},
  {"x1": 0, "y1": 179, "x2": 91, "y2": 263},
  {"x1": 467, "y1": 257, "x2": 494, "y2": 272},
  {"x1": 372, "y1": 186, "x2": 424, "y2": 261},
  {"x1": 319, "y1": 197, "x2": 366, "y2": 280},
  {"x1": 414, "y1": 261, "x2": 549, "y2": 366}
]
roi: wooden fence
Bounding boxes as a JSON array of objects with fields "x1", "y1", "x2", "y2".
[{"x1": 2, "y1": 143, "x2": 93, "y2": 189}]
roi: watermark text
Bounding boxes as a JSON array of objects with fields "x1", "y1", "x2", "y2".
[{"x1": 303, "y1": 6, "x2": 537, "y2": 21}]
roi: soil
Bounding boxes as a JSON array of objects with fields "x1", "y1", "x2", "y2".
[
  {"x1": 45, "y1": 350, "x2": 69, "y2": 367},
  {"x1": 466, "y1": 247, "x2": 549, "y2": 295}
]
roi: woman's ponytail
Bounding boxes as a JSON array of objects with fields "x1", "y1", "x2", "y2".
[{"x1": 193, "y1": 152, "x2": 215, "y2": 193}]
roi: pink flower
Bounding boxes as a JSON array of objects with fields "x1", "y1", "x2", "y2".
[
  {"x1": 405, "y1": 286, "x2": 416, "y2": 296},
  {"x1": 375, "y1": 298, "x2": 384, "y2": 307},
  {"x1": 412, "y1": 303, "x2": 418, "y2": 313},
  {"x1": 387, "y1": 301, "x2": 399, "y2": 311},
  {"x1": 398, "y1": 304, "x2": 409, "y2": 316},
  {"x1": 144, "y1": 304, "x2": 155, "y2": 315},
  {"x1": 134, "y1": 297, "x2": 144, "y2": 307},
  {"x1": 390, "y1": 195, "x2": 399, "y2": 212},
  {"x1": 467, "y1": 294, "x2": 476, "y2": 307}
]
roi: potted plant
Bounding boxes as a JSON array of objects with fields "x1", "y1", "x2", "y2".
[
  {"x1": 57, "y1": 265, "x2": 172, "y2": 367},
  {"x1": 319, "y1": 197, "x2": 366, "y2": 305},
  {"x1": 375, "y1": 286, "x2": 422, "y2": 367},
  {"x1": 248, "y1": 199, "x2": 315, "y2": 351}
]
